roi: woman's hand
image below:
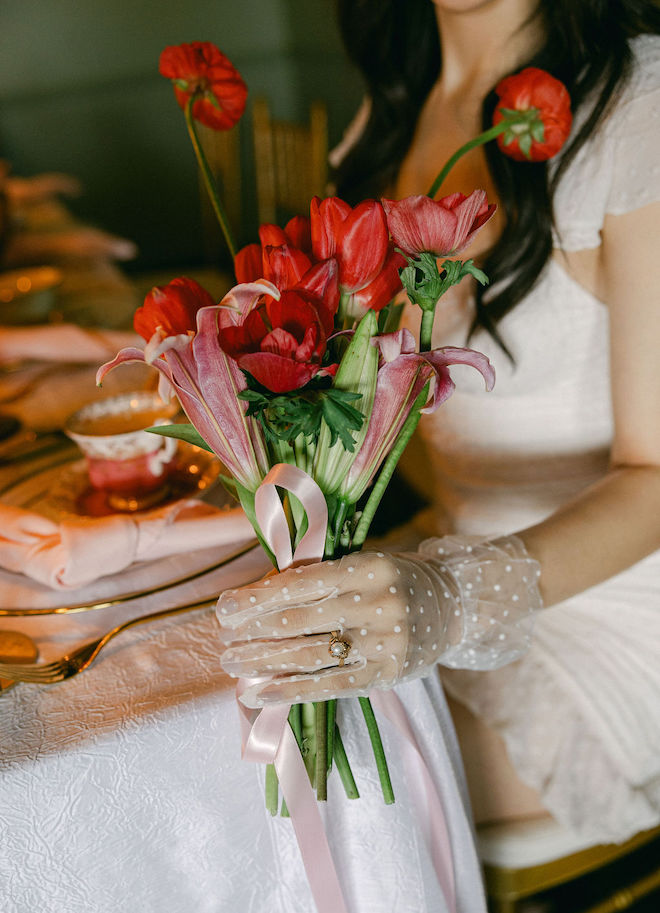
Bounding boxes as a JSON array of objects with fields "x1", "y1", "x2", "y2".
[
  {"x1": 217, "y1": 535, "x2": 542, "y2": 707},
  {"x1": 219, "y1": 549, "x2": 453, "y2": 707}
]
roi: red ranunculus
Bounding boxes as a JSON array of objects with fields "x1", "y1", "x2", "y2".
[
  {"x1": 159, "y1": 41, "x2": 247, "y2": 131},
  {"x1": 134, "y1": 277, "x2": 215, "y2": 344},
  {"x1": 217, "y1": 290, "x2": 331, "y2": 393},
  {"x1": 382, "y1": 191, "x2": 496, "y2": 257},
  {"x1": 310, "y1": 197, "x2": 390, "y2": 294},
  {"x1": 494, "y1": 67, "x2": 572, "y2": 162}
]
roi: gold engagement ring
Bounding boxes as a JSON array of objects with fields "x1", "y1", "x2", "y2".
[{"x1": 328, "y1": 631, "x2": 351, "y2": 666}]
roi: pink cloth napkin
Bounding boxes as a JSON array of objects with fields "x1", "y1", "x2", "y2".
[
  {"x1": 0, "y1": 499, "x2": 255, "y2": 590},
  {"x1": 0, "y1": 324, "x2": 138, "y2": 366}
]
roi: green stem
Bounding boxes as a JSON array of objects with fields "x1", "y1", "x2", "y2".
[
  {"x1": 265, "y1": 764, "x2": 279, "y2": 815},
  {"x1": 315, "y1": 702, "x2": 328, "y2": 800},
  {"x1": 326, "y1": 498, "x2": 349, "y2": 558},
  {"x1": 326, "y1": 700, "x2": 337, "y2": 772},
  {"x1": 281, "y1": 706, "x2": 304, "y2": 817},
  {"x1": 301, "y1": 702, "x2": 316, "y2": 786},
  {"x1": 358, "y1": 697, "x2": 394, "y2": 804},
  {"x1": 184, "y1": 95, "x2": 237, "y2": 260},
  {"x1": 351, "y1": 384, "x2": 429, "y2": 550},
  {"x1": 420, "y1": 309, "x2": 436, "y2": 353},
  {"x1": 427, "y1": 121, "x2": 509, "y2": 199},
  {"x1": 289, "y1": 704, "x2": 303, "y2": 747},
  {"x1": 333, "y1": 724, "x2": 360, "y2": 799}
]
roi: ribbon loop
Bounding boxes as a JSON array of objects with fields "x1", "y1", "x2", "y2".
[{"x1": 253, "y1": 463, "x2": 328, "y2": 570}]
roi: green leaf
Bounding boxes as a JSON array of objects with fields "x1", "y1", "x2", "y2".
[
  {"x1": 321, "y1": 391, "x2": 364, "y2": 451},
  {"x1": 233, "y1": 480, "x2": 277, "y2": 567},
  {"x1": 145, "y1": 423, "x2": 214, "y2": 453},
  {"x1": 518, "y1": 132, "x2": 533, "y2": 159},
  {"x1": 531, "y1": 119, "x2": 545, "y2": 143}
]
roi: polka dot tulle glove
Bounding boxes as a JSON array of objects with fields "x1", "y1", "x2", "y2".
[{"x1": 217, "y1": 535, "x2": 543, "y2": 708}]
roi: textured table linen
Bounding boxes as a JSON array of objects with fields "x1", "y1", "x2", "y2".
[{"x1": 0, "y1": 583, "x2": 486, "y2": 913}]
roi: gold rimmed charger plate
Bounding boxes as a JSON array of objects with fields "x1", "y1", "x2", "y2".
[
  {"x1": 0, "y1": 538, "x2": 259, "y2": 616},
  {"x1": 0, "y1": 441, "x2": 259, "y2": 616}
]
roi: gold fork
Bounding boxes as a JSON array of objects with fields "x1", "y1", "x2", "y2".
[{"x1": 0, "y1": 598, "x2": 215, "y2": 684}]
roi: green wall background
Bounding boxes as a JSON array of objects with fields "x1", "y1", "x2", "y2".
[{"x1": 0, "y1": 0, "x2": 363, "y2": 270}]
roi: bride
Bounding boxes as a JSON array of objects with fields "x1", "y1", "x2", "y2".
[{"x1": 219, "y1": 0, "x2": 660, "y2": 897}]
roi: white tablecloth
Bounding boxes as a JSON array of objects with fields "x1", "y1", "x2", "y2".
[{"x1": 0, "y1": 568, "x2": 487, "y2": 913}]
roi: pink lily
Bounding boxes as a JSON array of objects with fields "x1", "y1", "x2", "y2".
[
  {"x1": 339, "y1": 329, "x2": 495, "y2": 502},
  {"x1": 97, "y1": 281, "x2": 274, "y2": 492}
]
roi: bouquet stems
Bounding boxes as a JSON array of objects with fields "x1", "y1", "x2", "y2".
[
  {"x1": 326, "y1": 699, "x2": 337, "y2": 772},
  {"x1": 184, "y1": 95, "x2": 238, "y2": 260},
  {"x1": 265, "y1": 764, "x2": 279, "y2": 816},
  {"x1": 315, "y1": 702, "x2": 328, "y2": 800},
  {"x1": 333, "y1": 723, "x2": 360, "y2": 799},
  {"x1": 358, "y1": 697, "x2": 394, "y2": 804}
]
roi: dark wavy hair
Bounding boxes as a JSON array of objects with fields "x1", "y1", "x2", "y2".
[{"x1": 333, "y1": 0, "x2": 660, "y2": 355}]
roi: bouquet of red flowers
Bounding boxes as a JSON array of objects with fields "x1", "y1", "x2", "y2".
[{"x1": 100, "y1": 36, "x2": 570, "y2": 835}]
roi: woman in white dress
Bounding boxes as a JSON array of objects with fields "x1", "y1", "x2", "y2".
[{"x1": 220, "y1": 0, "x2": 660, "y2": 860}]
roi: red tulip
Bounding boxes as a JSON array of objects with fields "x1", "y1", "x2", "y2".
[
  {"x1": 494, "y1": 67, "x2": 572, "y2": 162},
  {"x1": 310, "y1": 197, "x2": 390, "y2": 294},
  {"x1": 159, "y1": 41, "x2": 247, "y2": 131},
  {"x1": 351, "y1": 246, "x2": 407, "y2": 312},
  {"x1": 234, "y1": 221, "x2": 340, "y2": 332},
  {"x1": 218, "y1": 289, "x2": 333, "y2": 393},
  {"x1": 258, "y1": 216, "x2": 312, "y2": 253},
  {"x1": 382, "y1": 191, "x2": 496, "y2": 258},
  {"x1": 133, "y1": 277, "x2": 216, "y2": 362}
]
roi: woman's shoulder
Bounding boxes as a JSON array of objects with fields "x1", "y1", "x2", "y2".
[
  {"x1": 552, "y1": 34, "x2": 660, "y2": 249},
  {"x1": 604, "y1": 34, "x2": 660, "y2": 131}
]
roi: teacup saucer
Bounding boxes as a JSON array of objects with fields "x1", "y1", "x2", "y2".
[{"x1": 8, "y1": 441, "x2": 221, "y2": 521}]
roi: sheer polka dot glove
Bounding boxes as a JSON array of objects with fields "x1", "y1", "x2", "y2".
[{"x1": 217, "y1": 534, "x2": 543, "y2": 708}]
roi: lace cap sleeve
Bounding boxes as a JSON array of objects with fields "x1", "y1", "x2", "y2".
[
  {"x1": 553, "y1": 36, "x2": 660, "y2": 251},
  {"x1": 604, "y1": 36, "x2": 660, "y2": 216}
]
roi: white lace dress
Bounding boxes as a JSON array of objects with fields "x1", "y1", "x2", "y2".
[{"x1": 420, "y1": 35, "x2": 660, "y2": 845}]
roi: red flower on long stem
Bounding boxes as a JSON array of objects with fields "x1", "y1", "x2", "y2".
[
  {"x1": 159, "y1": 41, "x2": 247, "y2": 131},
  {"x1": 382, "y1": 191, "x2": 496, "y2": 258},
  {"x1": 494, "y1": 67, "x2": 572, "y2": 162}
]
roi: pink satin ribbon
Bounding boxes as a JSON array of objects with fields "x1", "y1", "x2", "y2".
[
  {"x1": 372, "y1": 689, "x2": 456, "y2": 913},
  {"x1": 237, "y1": 462, "x2": 457, "y2": 913},
  {"x1": 240, "y1": 464, "x2": 349, "y2": 913}
]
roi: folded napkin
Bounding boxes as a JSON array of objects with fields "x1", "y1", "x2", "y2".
[
  {"x1": 0, "y1": 499, "x2": 255, "y2": 590},
  {"x1": 0, "y1": 324, "x2": 138, "y2": 366}
]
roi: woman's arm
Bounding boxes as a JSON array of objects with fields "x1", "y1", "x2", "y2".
[{"x1": 519, "y1": 201, "x2": 660, "y2": 606}]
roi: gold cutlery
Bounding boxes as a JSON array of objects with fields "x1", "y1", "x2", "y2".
[{"x1": 0, "y1": 597, "x2": 215, "y2": 685}]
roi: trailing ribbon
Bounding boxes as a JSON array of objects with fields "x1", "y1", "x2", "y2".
[
  {"x1": 230, "y1": 462, "x2": 457, "y2": 913},
  {"x1": 371, "y1": 689, "x2": 456, "y2": 913},
  {"x1": 237, "y1": 464, "x2": 349, "y2": 913}
]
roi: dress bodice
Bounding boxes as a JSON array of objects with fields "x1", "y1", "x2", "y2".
[
  {"x1": 416, "y1": 260, "x2": 613, "y2": 535},
  {"x1": 414, "y1": 35, "x2": 660, "y2": 536}
]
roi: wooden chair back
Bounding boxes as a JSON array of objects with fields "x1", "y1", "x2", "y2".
[{"x1": 252, "y1": 97, "x2": 328, "y2": 226}]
